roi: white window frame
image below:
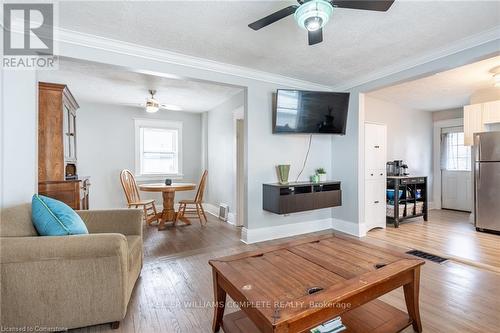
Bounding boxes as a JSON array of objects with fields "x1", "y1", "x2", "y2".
[{"x1": 134, "y1": 118, "x2": 183, "y2": 181}]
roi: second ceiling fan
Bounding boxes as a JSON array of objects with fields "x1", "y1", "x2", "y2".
[{"x1": 248, "y1": 0, "x2": 395, "y2": 46}]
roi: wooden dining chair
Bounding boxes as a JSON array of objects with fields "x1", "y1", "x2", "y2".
[
  {"x1": 176, "y1": 170, "x2": 208, "y2": 225},
  {"x1": 120, "y1": 169, "x2": 159, "y2": 225}
]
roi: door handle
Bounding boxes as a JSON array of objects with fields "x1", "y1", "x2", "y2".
[
  {"x1": 374, "y1": 145, "x2": 380, "y2": 148},
  {"x1": 477, "y1": 163, "x2": 480, "y2": 182},
  {"x1": 380, "y1": 173, "x2": 383, "y2": 176},
  {"x1": 374, "y1": 200, "x2": 379, "y2": 204},
  {"x1": 370, "y1": 173, "x2": 374, "y2": 176}
]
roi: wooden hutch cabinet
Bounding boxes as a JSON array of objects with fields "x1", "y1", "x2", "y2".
[{"x1": 38, "y1": 82, "x2": 90, "y2": 210}]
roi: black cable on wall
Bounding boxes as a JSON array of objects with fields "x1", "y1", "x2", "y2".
[{"x1": 295, "y1": 134, "x2": 313, "y2": 182}]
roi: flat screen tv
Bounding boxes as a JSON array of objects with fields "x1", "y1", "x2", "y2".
[{"x1": 273, "y1": 90, "x2": 350, "y2": 134}]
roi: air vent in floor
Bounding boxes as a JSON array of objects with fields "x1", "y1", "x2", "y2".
[{"x1": 406, "y1": 250, "x2": 448, "y2": 263}]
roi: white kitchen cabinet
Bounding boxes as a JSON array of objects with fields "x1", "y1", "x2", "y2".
[
  {"x1": 464, "y1": 104, "x2": 484, "y2": 146},
  {"x1": 482, "y1": 100, "x2": 500, "y2": 124},
  {"x1": 364, "y1": 123, "x2": 387, "y2": 231}
]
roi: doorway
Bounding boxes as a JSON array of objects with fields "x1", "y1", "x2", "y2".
[{"x1": 440, "y1": 126, "x2": 472, "y2": 212}]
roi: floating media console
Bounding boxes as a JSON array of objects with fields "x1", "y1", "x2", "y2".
[{"x1": 263, "y1": 181, "x2": 342, "y2": 214}]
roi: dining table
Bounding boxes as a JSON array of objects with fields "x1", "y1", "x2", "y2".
[{"x1": 138, "y1": 182, "x2": 196, "y2": 230}]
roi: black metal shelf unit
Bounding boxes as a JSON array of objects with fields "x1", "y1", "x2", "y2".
[{"x1": 386, "y1": 176, "x2": 428, "y2": 228}]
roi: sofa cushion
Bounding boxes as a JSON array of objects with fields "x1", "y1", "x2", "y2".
[
  {"x1": 0, "y1": 203, "x2": 38, "y2": 237},
  {"x1": 31, "y1": 194, "x2": 88, "y2": 236}
]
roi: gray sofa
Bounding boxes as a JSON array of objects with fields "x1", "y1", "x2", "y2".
[{"x1": 0, "y1": 204, "x2": 143, "y2": 330}]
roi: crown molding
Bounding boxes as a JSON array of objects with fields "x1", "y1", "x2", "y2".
[
  {"x1": 53, "y1": 26, "x2": 333, "y2": 91},
  {"x1": 331, "y1": 26, "x2": 500, "y2": 91}
]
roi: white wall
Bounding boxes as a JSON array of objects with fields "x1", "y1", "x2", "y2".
[
  {"x1": 77, "y1": 102, "x2": 202, "y2": 209},
  {"x1": 364, "y1": 95, "x2": 434, "y2": 202},
  {"x1": 331, "y1": 92, "x2": 361, "y2": 234},
  {"x1": 205, "y1": 91, "x2": 244, "y2": 216},
  {"x1": 246, "y1": 83, "x2": 334, "y2": 232},
  {"x1": 1, "y1": 70, "x2": 38, "y2": 208}
]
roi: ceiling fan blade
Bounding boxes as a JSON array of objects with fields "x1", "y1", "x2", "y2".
[
  {"x1": 160, "y1": 104, "x2": 183, "y2": 111},
  {"x1": 330, "y1": 0, "x2": 395, "y2": 12},
  {"x1": 248, "y1": 5, "x2": 299, "y2": 30},
  {"x1": 308, "y1": 28, "x2": 323, "y2": 46}
]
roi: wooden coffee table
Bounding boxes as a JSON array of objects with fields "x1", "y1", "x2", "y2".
[{"x1": 209, "y1": 234, "x2": 424, "y2": 333}]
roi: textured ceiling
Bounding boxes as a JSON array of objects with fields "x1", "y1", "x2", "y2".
[
  {"x1": 37, "y1": 58, "x2": 243, "y2": 112},
  {"x1": 57, "y1": 0, "x2": 500, "y2": 87},
  {"x1": 368, "y1": 55, "x2": 500, "y2": 111}
]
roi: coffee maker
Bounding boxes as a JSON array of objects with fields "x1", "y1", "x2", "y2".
[{"x1": 401, "y1": 164, "x2": 409, "y2": 176}]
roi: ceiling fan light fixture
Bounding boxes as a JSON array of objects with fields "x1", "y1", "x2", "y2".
[
  {"x1": 145, "y1": 102, "x2": 159, "y2": 113},
  {"x1": 304, "y1": 16, "x2": 323, "y2": 31},
  {"x1": 145, "y1": 89, "x2": 160, "y2": 113},
  {"x1": 294, "y1": 0, "x2": 333, "y2": 31}
]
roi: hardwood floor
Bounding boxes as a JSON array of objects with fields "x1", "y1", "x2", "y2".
[
  {"x1": 367, "y1": 209, "x2": 500, "y2": 271},
  {"x1": 72, "y1": 211, "x2": 500, "y2": 333}
]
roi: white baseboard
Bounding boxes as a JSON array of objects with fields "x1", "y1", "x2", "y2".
[
  {"x1": 332, "y1": 218, "x2": 365, "y2": 237},
  {"x1": 203, "y1": 203, "x2": 236, "y2": 225},
  {"x1": 241, "y1": 218, "x2": 333, "y2": 244}
]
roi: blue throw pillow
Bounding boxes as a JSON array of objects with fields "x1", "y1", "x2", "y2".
[{"x1": 31, "y1": 194, "x2": 88, "y2": 236}]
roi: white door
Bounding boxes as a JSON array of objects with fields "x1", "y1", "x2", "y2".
[
  {"x1": 441, "y1": 127, "x2": 473, "y2": 212},
  {"x1": 442, "y1": 170, "x2": 472, "y2": 211}
]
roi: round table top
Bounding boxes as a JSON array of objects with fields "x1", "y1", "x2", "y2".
[{"x1": 138, "y1": 182, "x2": 196, "y2": 192}]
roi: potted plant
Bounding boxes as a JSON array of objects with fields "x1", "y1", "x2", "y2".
[{"x1": 316, "y1": 168, "x2": 327, "y2": 182}]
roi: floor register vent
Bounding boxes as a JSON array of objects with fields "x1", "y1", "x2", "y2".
[
  {"x1": 406, "y1": 250, "x2": 448, "y2": 263},
  {"x1": 219, "y1": 203, "x2": 229, "y2": 222}
]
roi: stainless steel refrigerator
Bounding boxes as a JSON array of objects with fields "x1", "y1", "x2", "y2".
[{"x1": 474, "y1": 132, "x2": 500, "y2": 233}]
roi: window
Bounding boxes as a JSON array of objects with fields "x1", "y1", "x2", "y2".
[
  {"x1": 135, "y1": 119, "x2": 182, "y2": 178},
  {"x1": 276, "y1": 90, "x2": 300, "y2": 130},
  {"x1": 441, "y1": 127, "x2": 471, "y2": 171}
]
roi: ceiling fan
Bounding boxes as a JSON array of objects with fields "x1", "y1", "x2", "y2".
[
  {"x1": 248, "y1": 0, "x2": 395, "y2": 45},
  {"x1": 143, "y1": 90, "x2": 182, "y2": 113}
]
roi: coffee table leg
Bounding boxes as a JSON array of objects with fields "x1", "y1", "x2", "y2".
[
  {"x1": 212, "y1": 270, "x2": 226, "y2": 332},
  {"x1": 403, "y1": 267, "x2": 422, "y2": 333}
]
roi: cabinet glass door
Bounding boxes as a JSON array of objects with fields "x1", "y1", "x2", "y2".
[
  {"x1": 69, "y1": 111, "x2": 76, "y2": 161},
  {"x1": 63, "y1": 105, "x2": 70, "y2": 159}
]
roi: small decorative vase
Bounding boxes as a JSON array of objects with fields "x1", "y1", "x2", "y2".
[
  {"x1": 311, "y1": 174, "x2": 320, "y2": 183},
  {"x1": 318, "y1": 173, "x2": 326, "y2": 182},
  {"x1": 276, "y1": 165, "x2": 290, "y2": 184},
  {"x1": 165, "y1": 179, "x2": 172, "y2": 186}
]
